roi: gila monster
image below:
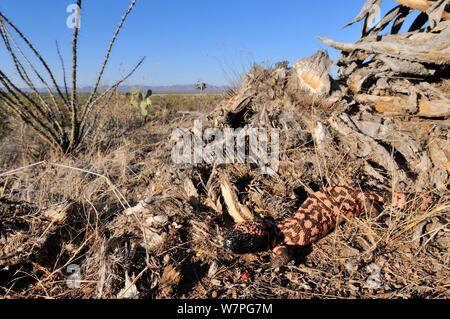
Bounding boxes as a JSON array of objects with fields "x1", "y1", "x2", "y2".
[{"x1": 223, "y1": 186, "x2": 433, "y2": 268}]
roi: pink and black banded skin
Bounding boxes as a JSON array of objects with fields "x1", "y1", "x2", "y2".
[{"x1": 223, "y1": 186, "x2": 433, "y2": 268}]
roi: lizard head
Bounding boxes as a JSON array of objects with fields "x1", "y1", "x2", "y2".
[{"x1": 223, "y1": 219, "x2": 279, "y2": 254}]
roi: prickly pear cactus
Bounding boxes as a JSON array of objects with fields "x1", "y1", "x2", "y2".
[{"x1": 129, "y1": 86, "x2": 152, "y2": 118}]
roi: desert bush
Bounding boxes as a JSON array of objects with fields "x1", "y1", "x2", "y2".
[
  {"x1": 0, "y1": 0, "x2": 143, "y2": 155},
  {"x1": 128, "y1": 86, "x2": 153, "y2": 122}
]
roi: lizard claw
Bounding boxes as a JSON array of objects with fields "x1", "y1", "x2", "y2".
[{"x1": 271, "y1": 245, "x2": 290, "y2": 269}]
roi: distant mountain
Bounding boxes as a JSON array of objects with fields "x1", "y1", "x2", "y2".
[
  {"x1": 116, "y1": 84, "x2": 229, "y2": 93},
  {"x1": 23, "y1": 84, "x2": 229, "y2": 94}
]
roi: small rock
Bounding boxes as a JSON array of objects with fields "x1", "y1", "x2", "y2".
[
  {"x1": 348, "y1": 283, "x2": 359, "y2": 291},
  {"x1": 301, "y1": 282, "x2": 312, "y2": 291},
  {"x1": 313, "y1": 121, "x2": 330, "y2": 148},
  {"x1": 211, "y1": 279, "x2": 221, "y2": 286},
  {"x1": 43, "y1": 202, "x2": 71, "y2": 223},
  {"x1": 207, "y1": 261, "x2": 219, "y2": 278},
  {"x1": 153, "y1": 214, "x2": 169, "y2": 225},
  {"x1": 145, "y1": 229, "x2": 167, "y2": 249},
  {"x1": 343, "y1": 246, "x2": 360, "y2": 258},
  {"x1": 163, "y1": 254, "x2": 170, "y2": 265},
  {"x1": 436, "y1": 234, "x2": 450, "y2": 247},
  {"x1": 345, "y1": 261, "x2": 358, "y2": 274},
  {"x1": 146, "y1": 214, "x2": 169, "y2": 227},
  {"x1": 171, "y1": 222, "x2": 182, "y2": 229},
  {"x1": 364, "y1": 263, "x2": 382, "y2": 289}
]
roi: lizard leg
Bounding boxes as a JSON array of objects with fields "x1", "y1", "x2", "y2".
[
  {"x1": 272, "y1": 245, "x2": 290, "y2": 268},
  {"x1": 362, "y1": 198, "x2": 382, "y2": 218},
  {"x1": 416, "y1": 192, "x2": 433, "y2": 211}
]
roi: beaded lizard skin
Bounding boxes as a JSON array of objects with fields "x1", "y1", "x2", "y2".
[{"x1": 223, "y1": 186, "x2": 433, "y2": 268}]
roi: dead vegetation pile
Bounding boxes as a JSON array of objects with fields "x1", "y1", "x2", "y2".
[{"x1": 0, "y1": 0, "x2": 449, "y2": 298}]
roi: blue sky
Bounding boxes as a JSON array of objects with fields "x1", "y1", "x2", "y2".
[{"x1": 0, "y1": 0, "x2": 412, "y2": 87}]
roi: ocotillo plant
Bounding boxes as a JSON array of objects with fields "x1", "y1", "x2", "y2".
[
  {"x1": 129, "y1": 86, "x2": 152, "y2": 119},
  {"x1": 0, "y1": 0, "x2": 144, "y2": 154}
]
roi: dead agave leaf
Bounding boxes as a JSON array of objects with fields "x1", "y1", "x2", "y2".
[
  {"x1": 293, "y1": 50, "x2": 332, "y2": 96},
  {"x1": 342, "y1": 0, "x2": 381, "y2": 30},
  {"x1": 204, "y1": 172, "x2": 223, "y2": 213},
  {"x1": 220, "y1": 178, "x2": 254, "y2": 223},
  {"x1": 184, "y1": 177, "x2": 200, "y2": 207},
  {"x1": 355, "y1": 94, "x2": 450, "y2": 118},
  {"x1": 393, "y1": 0, "x2": 450, "y2": 20},
  {"x1": 320, "y1": 20, "x2": 450, "y2": 65}
]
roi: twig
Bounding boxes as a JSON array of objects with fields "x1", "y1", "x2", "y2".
[
  {"x1": 391, "y1": 204, "x2": 450, "y2": 240},
  {"x1": 56, "y1": 40, "x2": 70, "y2": 109}
]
